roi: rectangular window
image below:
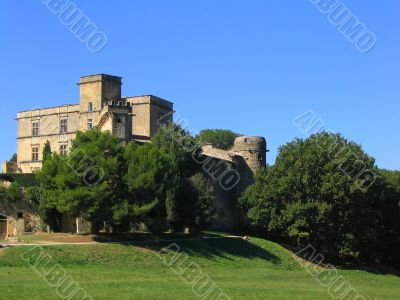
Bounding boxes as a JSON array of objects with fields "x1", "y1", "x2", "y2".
[
  {"x1": 88, "y1": 119, "x2": 93, "y2": 130},
  {"x1": 59, "y1": 143, "x2": 68, "y2": 156},
  {"x1": 32, "y1": 122, "x2": 40, "y2": 137},
  {"x1": 32, "y1": 146, "x2": 39, "y2": 162},
  {"x1": 60, "y1": 119, "x2": 68, "y2": 134},
  {"x1": 88, "y1": 102, "x2": 93, "y2": 112}
]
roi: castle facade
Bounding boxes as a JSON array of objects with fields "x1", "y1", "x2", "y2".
[
  {"x1": 14, "y1": 74, "x2": 173, "y2": 173},
  {"x1": 1, "y1": 73, "x2": 267, "y2": 231}
]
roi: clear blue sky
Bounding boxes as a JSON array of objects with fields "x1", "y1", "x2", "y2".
[{"x1": 0, "y1": 0, "x2": 399, "y2": 170}]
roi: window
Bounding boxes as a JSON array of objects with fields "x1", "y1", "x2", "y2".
[
  {"x1": 88, "y1": 102, "x2": 93, "y2": 112},
  {"x1": 18, "y1": 212, "x2": 24, "y2": 219},
  {"x1": 60, "y1": 119, "x2": 68, "y2": 134},
  {"x1": 32, "y1": 122, "x2": 40, "y2": 137},
  {"x1": 32, "y1": 146, "x2": 39, "y2": 162},
  {"x1": 59, "y1": 143, "x2": 68, "y2": 156},
  {"x1": 88, "y1": 119, "x2": 93, "y2": 130}
]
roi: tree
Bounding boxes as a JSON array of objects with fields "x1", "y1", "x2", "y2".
[
  {"x1": 379, "y1": 169, "x2": 400, "y2": 193},
  {"x1": 153, "y1": 123, "x2": 199, "y2": 177},
  {"x1": 121, "y1": 141, "x2": 170, "y2": 231},
  {"x1": 153, "y1": 123, "x2": 200, "y2": 231},
  {"x1": 189, "y1": 173, "x2": 216, "y2": 229},
  {"x1": 196, "y1": 129, "x2": 241, "y2": 150},
  {"x1": 152, "y1": 123, "x2": 218, "y2": 231},
  {"x1": 5, "y1": 153, "x2": 18, "y2": 173},
  {"x1": 38, "y1": 129, "x2": 126, "y2": 233},
  {"x1": 240, "y1": 132, "x2": 400, "y2": 263},
  {"x1": 42, "y1": 140, "x2": 52, "y2": 162},
  {"x1": 9, "y1": 153, "x2": 17, "y2": 163},
  {"x1": 24, "y1": 187, "x2": 41, "y2": 209}
]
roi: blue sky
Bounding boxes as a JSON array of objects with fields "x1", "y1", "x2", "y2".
[{"x1": 0, "y1": 0, "x2": 399, "y2": 170}]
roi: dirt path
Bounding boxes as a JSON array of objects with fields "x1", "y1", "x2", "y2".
[{"x1": 0, "y1": 235, "x2": 244, "y2": 248}]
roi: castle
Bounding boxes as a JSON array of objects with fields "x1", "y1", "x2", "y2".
[
  {"x1": 14, "y1": 74, "x2": 173, "y2": 173},
  {"x1": 1, "y1": 74, "x2": 267, "y2": 232}
]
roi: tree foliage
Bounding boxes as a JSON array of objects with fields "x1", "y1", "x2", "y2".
[
  {"x1": 240, "y1": 132, "x2": 400, "y2": 265},
  {"x1": 7, "y1": 182, "x2": 21, "y2": 202},
  {"x1": 38, "y1": 129, "x2": 125, "y2": 233},
  {"x1": 153, "y1": 123, "x2": 201, "y2": 231},
  {"x1": 38, "y1": 127, "x2": 215, "y2": 233},
  {"x1": 42, "y1": 140, "x2": 52, "y2": 162},
  {"x1": 9, "y1": 153, "x2": 17, "y2": 163},
  {"x1": 189, "y1": 173, "x2": 216, "y2": 229},
  {"x1": 196, "y1": 129, "x2": 241, "y2": 150}
]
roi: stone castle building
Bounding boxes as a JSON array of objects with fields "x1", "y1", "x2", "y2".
[
  {"x1": 14, "y1": 74, "x2": 173, "y2": 173},
  {"x1": 1, "y1": 73, "x2": 267, "y2": 232}
]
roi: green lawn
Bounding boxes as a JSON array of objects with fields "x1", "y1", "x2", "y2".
[{"x1": 0, "y1": 237, "x2": 399, "y2": 299}]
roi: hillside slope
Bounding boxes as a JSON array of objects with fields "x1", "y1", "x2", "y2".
[{"x1": 0, "y1": 237, "x2": 399, "y2": 299}]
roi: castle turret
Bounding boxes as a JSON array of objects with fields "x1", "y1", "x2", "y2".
[
  {"x1": 233, "y1": 136, "x2": 267, "y2": 193},
  {"x1": 79, "y1": 74, "x2": 122, "y2": 113}
]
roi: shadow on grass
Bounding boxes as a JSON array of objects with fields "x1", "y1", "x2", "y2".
[
  {"x1": 94, "y1": 234, "x2": 281, "y2": 263},
  {"x1": 339, "y1": 264, "x2": 400, "y2": 277},
  {"x1": 283, "y1": 242, "x2": 400, "y2": 277},
  {"x1": 92, "y1": 231, "x2": 223, "y2": 243}
]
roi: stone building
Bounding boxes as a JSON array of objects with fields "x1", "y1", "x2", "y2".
[
  {"x1": 2, "y1": 73, "x2": 267, "y2": 231},
  {"x1": 200, "y1": 136, "x2": 267, "y2": 228},
  {"x1": 14, "y1": 74, "x2": 173, "y2": 173}
]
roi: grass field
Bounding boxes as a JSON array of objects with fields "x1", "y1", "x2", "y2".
[{"x1": 0, "y1": 236, "x2": 399, "y2": 299}]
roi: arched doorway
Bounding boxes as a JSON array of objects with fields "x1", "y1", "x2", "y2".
[{"x1": 0, "y1": 215, "x2": 7, "y2": 240}]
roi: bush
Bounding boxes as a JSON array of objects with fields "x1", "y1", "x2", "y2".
[
  {"x1": 7, "y1": 182, "x2": 21, "y2": 202},
  {"x1": 0, "y1": 173, "x2": 38, "y2": 187}
]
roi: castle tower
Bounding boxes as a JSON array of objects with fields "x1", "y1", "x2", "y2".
[
  {"x1": 79, "y1": 74, "x2": 122, "y2": 112},
  {"x1": 78, "y1": 74, "x2": 122, "y2": 131},
  {"x1": 233, "y1": 136, "x2": 267, "y2": 193}
]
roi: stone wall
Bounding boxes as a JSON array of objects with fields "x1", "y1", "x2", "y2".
[
  {"x1": 128, "y1": 96, "x2": 152, "y2": 140},
  {"x1": 0, "y1": 197, "x2": 40, "y2": 240},
  {"x1": 17, "y1": 105, "x2": 80, "y2": 173},
  {"x1": 200, "y1": 136, "x2": 267, "y2": 229}
]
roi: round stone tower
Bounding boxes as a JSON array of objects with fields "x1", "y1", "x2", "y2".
[
  {"x1": 233, "y1": 136, "x2": 267, "y2": 172},
  {"x1": 233, "y1": 136, "x2": 267, "y2": 192}
]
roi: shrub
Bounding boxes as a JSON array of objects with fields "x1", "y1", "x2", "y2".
[
  {"x1": 0, "y1": 173, "x2": 38, "y2": 188},
  {"x1": 8, "y1": 182, "x2": 21, "y2": 202}
]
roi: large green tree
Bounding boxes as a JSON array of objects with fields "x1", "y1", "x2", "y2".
[
  {"x1": 153, "y1": 123, "x2": 200, "y2": 231},
  {"x1": 240, "y1": 132, "x2": 400, "y2": 264},
  {"x1": 153, "y1": 124, "x2": 218, "y2": 231},
  {"x1": 118, "y1": 141, "x2": 170, "y2": 231},
  {"x1": 196, "y1": 129, "x2": 241, "y2": 150},
  {"x1": 189, "y1": 173, "x2": 216, "y2": 229},
  {"x1": 38, "y1": 129, "x2": 126, "y2": 233}
]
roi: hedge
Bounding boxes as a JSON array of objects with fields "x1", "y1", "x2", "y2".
[{"x1": 0, "y1": 173, "x2": 39, "y2": 187}]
